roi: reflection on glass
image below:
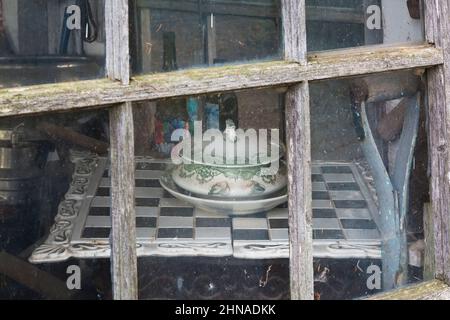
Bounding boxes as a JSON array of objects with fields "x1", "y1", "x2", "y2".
[
  {"x1": 306, "y1": 0, "x2": 424, "y2": 51},
  {"x1": 0, "y1": 109, "x2": 111, "y2": 299},
  {"x1": 0, "y1": 0, "x2": 106, "y2": 88},
  {"x1": 131, "y1": 0, "x2": 281, "y2": 75},
  {"x1": 310, "y1": 70, "x2": 428, "y2": 298}
]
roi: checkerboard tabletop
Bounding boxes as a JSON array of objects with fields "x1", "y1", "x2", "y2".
[{"x1": 30, "y1": 153, "x2": 382, "y2": 263}]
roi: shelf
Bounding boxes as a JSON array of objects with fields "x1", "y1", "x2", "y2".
[{"x1": 29, "y1": 151, "x2": 382, "y2": 263}]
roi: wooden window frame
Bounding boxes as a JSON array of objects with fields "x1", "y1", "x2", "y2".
[{"x1": 0, "y1": 0, "x2": 449, "y2": 300}]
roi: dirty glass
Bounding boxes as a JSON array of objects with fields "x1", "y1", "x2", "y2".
[
  {"x1": 306, "y1": 0, "x2": 424, "y2": 51},
  {"x1": 0, "y1": 108, "x2": 111, "y2": 299},
  {"x1": 130, "y1": 88, "x2": 290, "y2": 299},
  {"x1": 130, "y1": 0, "x2": 281, "y2": 75},
  {"x1": 0, "y1": 0, "x2": 106, "y2": 89},
  {"x1": 310, "y1": 69, "x2": 429, "y2": 299}
]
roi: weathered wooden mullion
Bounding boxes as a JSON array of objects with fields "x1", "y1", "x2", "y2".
[
  {"x1": 424, "y1": 0, "x2": 450, "y2": 285},
  {"x1": 107, "y1": 0, "x2": 131, "y2": 84},
  {"x1": 282, "y1": 0, "x2": 314, "y2": 300},
  {"x1": 109, "y1": 102, "x2": 137, "y2": 300},
  {"x1": 106, "y1": 0, "x2": 138, "y2": 300},
  {"x1": 282, "y1": 0, "x2": 307, "y2": 63}
]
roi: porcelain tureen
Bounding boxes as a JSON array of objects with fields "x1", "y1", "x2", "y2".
[{"x1": 171, "y1": 121, "x2": 287, "y2": 199}]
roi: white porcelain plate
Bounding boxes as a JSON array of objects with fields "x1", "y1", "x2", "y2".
[{"x1": 160, "y1": 173, "x2": 288, "y2": 216}]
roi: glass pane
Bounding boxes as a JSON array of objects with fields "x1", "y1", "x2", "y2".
[
  {"x1": 0, "y1": 0, "x2": 106, "y2": 88},
  {"x1": 130, "y1": 88, "x2": 289, "y2": 299},
  {"x1": 0, "y1": 109, "x2": 111, "y2": 299},
  {"x1": 306, "y1": 0, "x2": 424, "y2": 51},
  {"x1": 130, "y1": 0, "x2": 281, "y2": 75},
  {"x1": 310, "y1": 69, "x2": 429, "y2": 299}
]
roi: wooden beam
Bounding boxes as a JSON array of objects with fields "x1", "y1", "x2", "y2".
[
  {"x1": 350, "y1": 70, "x2": 421, "y2": 104},
  {"x1": 106, "y1": 0, "x2": 130, "y2": 84},
  {"x1": 36, "y1": 122, "x2": 110, "y2": 155},
  {"x1": 377, "y1": 98, "x2": 409, "y2": 142},
  {"x1": 106, "y1": 0, "x2": 138, "y2": 300},
  {"x1": 366, "y1": 280, "x2": 450, "y2": 300},
  {"x1": 285, "y1": 82, "x2": 313, "y2": 300},
  {"x1": 0, "y1": 44, "x2": 442, "y2": 118},
  {"x1": 424, "y1": 203, "x2": 436, "y2": 281},
  {"x1": 137, "y1": 0, "x2": 365, "y2": 23},
  {"x1": 424, "y1": 0, "x2": 450, "y2": 285},
  {"x1": 0, "y1": 251, "x2": 74, "y2": 300},
  {"x1": 283, "y1": 0, "x2": 314, "y2": 300},
  {"x1": 283, "y1": 0, "x2": 306, "y2": 63},
  {"x1": 109, "y1": 102, "x2": 138, "y2": 300}
]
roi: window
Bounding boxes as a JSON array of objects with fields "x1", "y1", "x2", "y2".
[
  {"x1": 132, "y1": 88, "x2": 287, "y2": 299},
  {"x1": 131, "y1": 0, "x2": 281, "y2": 74},
  {"x1": 0, "y1": 0, "x2": 106, "y2": 88},
  {"x1": 310, "y1": 70, "x2": 428, "y2": 297},
  {"x1": 306, "y1": 0, "x2": 424, "y2": 51},
  {"x1": 0, "y1": 0, "x2": 449, "y2": 300},
  {"x1": 0, "y1": 108, "x2": 112, "y2": 299}
]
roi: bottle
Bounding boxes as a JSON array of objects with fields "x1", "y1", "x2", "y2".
[
  {"x1": 162, "y1": 32, "x2": 178, "y2": 71},
  {"x1": 205, "y1": 94, "x2": 220, "y2": 130}
]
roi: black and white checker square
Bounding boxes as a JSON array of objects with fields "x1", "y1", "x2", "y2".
[
  {"x1": 80, "y1": 201, "x2": 233, "y2": 241},
  {"x1": 76, "y1": 162, "x2": 233, "y2": 255}
]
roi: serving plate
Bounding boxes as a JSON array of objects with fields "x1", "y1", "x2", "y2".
[{"x1": 160, "y1": 172, "x2": 288, "y2": 216}]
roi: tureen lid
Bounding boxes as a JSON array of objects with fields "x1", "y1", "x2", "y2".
[{"x1": 179, "y1": 121, "x2": 284, "y2": 168}]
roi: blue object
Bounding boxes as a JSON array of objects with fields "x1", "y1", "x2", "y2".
[
  {"x1": 205, "y1": 103, "x2": 220, "y2": 130},
  {"x1": 187, "y1": 98, "x2": 199, "y2": 135},
  {"x1": 60, "y1": 8, "x2": 72, "y2": 55}
]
